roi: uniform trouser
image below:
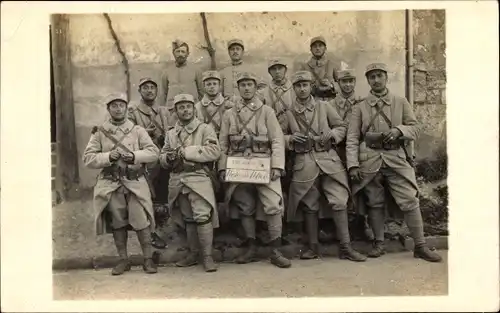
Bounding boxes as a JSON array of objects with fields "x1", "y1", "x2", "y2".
[
  {"x1": 363, "y1": 165, "x2": 425, "y2": 246},
  {"x1": 231, "y1": 184, "x2": 283, "y2": 241},
  {"x1": 108, "y1": 186, "x2": 152, "y2": 259},
  {"x1": 107, "y1": 186, "x2": 150, "y2": 231},
  {"x1": 177, "y1": 187, "x2": 212, "y2": 225},
  {"x1": 299, "y1": 175, "x2": 351, "y2": 245}
]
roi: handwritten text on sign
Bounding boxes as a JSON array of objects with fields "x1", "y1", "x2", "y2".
[{"x1": 225, "y1": 156, "x2": 271, "y2": 184}]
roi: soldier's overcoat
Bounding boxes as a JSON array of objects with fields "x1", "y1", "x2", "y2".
[
  {"x1": 82, "y1": 119, "x2": 160, "y2": 235},
  {"x1": 159, "y1": 118, "x2": 221, "y2": 229}
]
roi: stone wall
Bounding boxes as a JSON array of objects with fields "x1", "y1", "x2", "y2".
[
  {"x1": 412, "y1": 10, "x2": 447, "y2": 162},
  {"x1": 68, "y1": 11, "x2": 407, "y2": 187}
]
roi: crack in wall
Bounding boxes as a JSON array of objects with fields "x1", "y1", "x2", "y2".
[
  {"x1": 200, "y1": 13, "x2": 216, "y2": 70},
  {"x1": 103, "y1": 13, "x2": 131, "y2": 101}
]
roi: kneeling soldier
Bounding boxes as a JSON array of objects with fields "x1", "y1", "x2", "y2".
[
  {"x1": 346, "y1": 63, "x2": 442, "y2": 262},
  {"x1": 218, "y1": 72, "x2": 291, "y2": 269},
  {"x1": 284, "y1": 71, "x2": 366, "y2": 262},
  {"x1": 83, "y1": 94, "x2": 160, "y2": 275},
  {"x1": 160, "y1": 94, "x2": 221, "y2": 272}
]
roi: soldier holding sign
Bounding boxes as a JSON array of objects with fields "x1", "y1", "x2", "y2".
[
  {"x1": 128, "y1": 77, "x2": 170, "y2": 249},
  {"x1": 346, "y1": 63, "x2": 442, "y2": 262},
  {"x1": 159, "y1": 94, "x2": 221, "y2": 272},
  {"x1": 284, "y1": 71, "x2": 366, "y2": 262},
  {"x1": 218, "y1": 72, "x2": 291, "y2": 269},
  {"x1": 82, "y1": 94, "x2": 160, "y2": 275}
]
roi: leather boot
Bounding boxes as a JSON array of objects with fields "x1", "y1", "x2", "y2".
[
  {"x1": 236, "y1": 238, "x2": 258, "y2": 264},
  {"x1": 136, "y1": 228, "x2": 157, "y2": 274},
  {"x1": 269, "y1": 238, "x2": 292, "y2": 268},
  {"x1": 339, "y1": 243, "x2": 367, "y2": 262},
  {"x1": 111, "y1": 227, "x2": 131, "y2": 276},
  {"x1": 197, "y1": 223, "x2": 218, "y2": 272},
  {"x1": 300, "y1": 213, "x2": 320, "y2": 259},
  {"x1": 367, "y1": 240, "x2": 386, "y2": 258},
  {"x1": 175, "y1": 223, "x2": 199, "y2": 267},
  {"x1": 414, "y1": 245, "x2": 442, "y2": 262}
]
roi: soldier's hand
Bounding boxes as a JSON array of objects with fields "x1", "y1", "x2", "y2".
[
  {"x1": 270, "y1": 168, "x2": 283, "y2": 181},
  {"x1": 290, "y1": 132, "x2": 307, "y2": 144},
  {"x1": 349, "y1": 167, "x2": 362, "y2": 183},
  {"x1": 382, "y1": 128, "x2": 402, "y2": 144},
  {"x1": 178, "y1": 147, "x2": 185, "y2": 159},
  {"x1": 121, "y1": 152, "x2": 135, "y2": 163},
  {"x1": 219, "y1": 170, "x2": 226, "y2": 182},
  {"x1": 320, "y1": 78, "x2": 331, "y2": 86},
  {"x1": 109, "y1": 150, "x2": 121, "y2": 161},
  {"x1": 146, "y1": 125, "x2": 157, "y2": 136}
]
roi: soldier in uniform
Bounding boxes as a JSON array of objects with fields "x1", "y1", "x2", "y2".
[
  {"x1": 218, "y1": 72, "x2": 291, "y2": 269},
  {"x1": 297, "y1": 36, "x2": 338, "y2": 101},
  {"x1": 329, "y1": 70, "x2": 374, "y2": 241},
  {"x1": 346, "y1": 62, "x2": 442, "y2": 262},
  {"x1": 283, "y1": 71, "x2": 367, "y2": 262},
  {"x1": 262, "y1": 58, "x2": 295, "y2": 222},
  {"x1": 159, "y1": 94, "x2": 221, "y2": 272},
  {"x1": 161, "y1": 39, "x2": 203, "y2": 125},
  {"x1": 195, "y1": 70, "x2": 235, "y2": 206},
  {"x1": 82, "y1": 94, "x2": 160, "y2": 275},
  {"x1": 219, "y1": 39, "x2": 267, "y2": 103},
  {"x1": 128, "y1": 77, "x2": 170, "y2": 249}
]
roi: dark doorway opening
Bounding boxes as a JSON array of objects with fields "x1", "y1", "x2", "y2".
[{"x1": 50, "y1": 25, "x2": 57, "y2": 143}]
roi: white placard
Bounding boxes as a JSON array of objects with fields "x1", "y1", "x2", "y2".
[{"x1": 225, "y1": 156, "x2": 271, "y2": 184}]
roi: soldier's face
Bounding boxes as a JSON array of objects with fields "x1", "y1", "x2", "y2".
[
  {"x1": 175, "y1": 101, "x2": 195, "y2": 121},
  {"x1": 203, "y1": 78, "x2": 221, "y2": 97},
  {"x1": 173, "y1": 46, "x2": 189, "y2": 64},
  {"x1": 107, "y1": 100, "x2": 128, "y2": 121},
  {"x1": 310, "y1": 42, "x2": 326, "y2": 58},
  {"x1": 366, "y1": 70, "x2": 387, "y2": 92},
  {"x1": 269, "y1": 65, "x2": 287, "y2": 81},
  {"x1": 293, "y1": 81, "x2": 312, "y2": 99},
  {"x1": 139, "y1": 82, "x2": 158, "y2": 102},
  {"x1": 228, "y1": 45, "x2": 244, "y2": 62},
  {"x1": 238, "y1": 80, "x2": 256, "y2": 100},
  {"x1": 339, "y1": 78, "x2": 356, "y2": 94}
]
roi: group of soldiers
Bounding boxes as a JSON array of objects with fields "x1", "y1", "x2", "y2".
[{"x1": 83, "y1": 36, "x2": 443, "y2": 276}]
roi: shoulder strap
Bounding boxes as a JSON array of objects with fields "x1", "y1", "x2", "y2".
[
  {"x1": 234, "y1": 106, "x2": 260, "y2": 136},
  {"x1": 98, "y1": 126, "x2": 134, "y2": 154},
  {"x1": 292, "y1": 106, "x2": 319, "y2": 137}
]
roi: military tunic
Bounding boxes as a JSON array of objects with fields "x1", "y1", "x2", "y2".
[
  {"x1": 218, "y1": 97, "x2": 285, "y2": 221},
  {"x1": 161, "y1": 62, "x2": 203, "y2": 114},
  {"x1": 284, "y1": 97, "x2": 350, "y2": 222},
  {"x1": 262, "y1": 79, "x2": 294, "y2": 132},
  {"x1": 159, "y1": 118, "x2": 221, "y2": 229},
  {"x1": 297, "y1": 55, "x2": 338, "y2": 100},
  {"x1": 82, "y1": 119, "x2": 160, "y2": 235},
  {"x1": 346, "y1": 90, "x2": 421, "y2": 215},
  {"x1": 194, "y1": 93, "x2": 234, "y2": 137}
]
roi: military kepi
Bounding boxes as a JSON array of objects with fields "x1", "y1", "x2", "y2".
[
  {"x1": 202, "y1": 70, "x2": 221, "y2": 82},
  {"x1": 105, "y1": 93, "x2": 128, "y2": 106},
  {"x1": 268, "y1": 58, "x2": 287, "y2": 69},
  {"x1": 310, "y1": 36, "x2": 327, "y2": 46},
  {"x1": 227, "y1": 39, "x2": 244, "y2": 49},
  {"x1": 337, "y1": 69, "x2": 356, "y2": 80},
  {"x1": 173, "y1": 93, "x2": 195, "y2": 105},
  {"x1": 292, "y1": 71, "x2": 313, "y2": 84},
  {"x1": 236, "y1": 72, "x2": 258, "y2": 84},
  {"x1": 365, "y1": 63, "x2": 388, "y2": 75},
  {"x1": 138, "y1": 77, "x2": 157, "y2": 87}
]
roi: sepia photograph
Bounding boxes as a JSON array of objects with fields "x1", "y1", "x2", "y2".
[
  {"x1": 50, "y1": 8, "x2": 449, "y2": 299},
  {"x1": 1, "y1": 1, "x2": 498, "y2": 312}
]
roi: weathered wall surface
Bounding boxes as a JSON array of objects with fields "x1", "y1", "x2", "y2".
[
  {"x1": 69, "y1": 11, "x2": 407, "y2": 187},
  {"x1": 412, "y1": 10, "x2": 447, "y2": 162}
]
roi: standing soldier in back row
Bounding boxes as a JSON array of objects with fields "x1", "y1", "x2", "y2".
[
  {"x1": 220, "y1": 39, "x2": 267, "y2": 103},
  {"x1": 284, "y1": 71, "x2": 366, "y2": 262},
  {"x1": 161, "y1": 39, "x2": 203, "y2": 125},
  {"x1": 83, "y1": 94, "x2": 159, "y2": 276},
  {"x1": 128, "y1": 77, "x2": 170, "y2": 249},
  {"x1": 298, "y1": 36, "x2": 338, "y2": 101},
  {"x1": 218, "y1": 72, "x2": 291, "y2": 269},
  {"x1": 346, "y1": 62, "x2": 442, "y2": 262}
]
